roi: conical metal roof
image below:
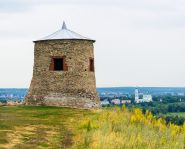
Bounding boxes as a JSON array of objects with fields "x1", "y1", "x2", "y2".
[{"x1": 35, "y1": 21, "x2": 94, "y2": 42}]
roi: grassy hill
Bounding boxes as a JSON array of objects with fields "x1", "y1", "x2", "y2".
[
  {"x1": 0, "y1": 106, "x2": 184, "y2": 149},
  {"x1": 0, "y1": 106, "x2": 93, "y2": 149}
]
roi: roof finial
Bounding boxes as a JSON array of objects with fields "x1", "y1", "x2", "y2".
[{"x1": 62, "y1": 21, "x2": 67, "y2": 29}]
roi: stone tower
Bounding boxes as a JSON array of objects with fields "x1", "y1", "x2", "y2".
[{"x1": 24, "y1": 22, "x2": 100, "y2": 109}]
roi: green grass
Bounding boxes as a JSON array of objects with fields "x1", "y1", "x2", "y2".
[
  {"x1": 1, "y1": 106, "x2": 185, "y2": 149},
  {"x1": 0, "y1": 106, "x2": 94, "y2": 149}
]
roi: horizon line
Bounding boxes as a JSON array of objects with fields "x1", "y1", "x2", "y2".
[{"x1": 1, "y1": 86, "x2": 185, "y2": 89}]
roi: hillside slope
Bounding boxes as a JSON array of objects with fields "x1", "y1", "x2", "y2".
[
  {"x1": 0, "y1": 106, "x2": 184, "y2": 149},
  {"x1": 0, "y1": 106, "x2": 93, "y2": 149}
]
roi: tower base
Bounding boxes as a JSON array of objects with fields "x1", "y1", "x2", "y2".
[{"x1": 24, "y1": 92, "x2": 101, "y2": 109}]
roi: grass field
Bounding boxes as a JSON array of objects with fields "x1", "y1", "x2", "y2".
[
  {"x1": 0, "y1": 106, "x2": 94, "y2": 149},
  {"x1": 0, "y1": 106, "x2": 185, "y2": 149}
]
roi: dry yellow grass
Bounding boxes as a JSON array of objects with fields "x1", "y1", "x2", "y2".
[{"x1": 72, "y1": 106, "x2": 185, "y2": 149}]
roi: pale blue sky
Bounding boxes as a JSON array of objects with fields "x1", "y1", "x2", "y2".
[{"x1": 0, "y1": 0, "x2": 185, "y2": 87}]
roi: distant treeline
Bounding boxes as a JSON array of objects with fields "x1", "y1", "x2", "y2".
[{"x1": 127, "y1": 101, "x2": 185, "y2": 125}]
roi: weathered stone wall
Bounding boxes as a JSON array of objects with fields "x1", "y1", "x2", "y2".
[{"x1": 24, "y1": 39, "x2": 100, "y2": 109}]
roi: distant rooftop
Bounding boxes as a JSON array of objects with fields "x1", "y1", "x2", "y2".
[{"x1": 35, "y1": 21, "x2": 94, "y2": 42}]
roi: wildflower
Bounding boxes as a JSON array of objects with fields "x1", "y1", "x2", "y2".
[{"x1": 169, "y1": 123, "x2": 180, "y2": 137}]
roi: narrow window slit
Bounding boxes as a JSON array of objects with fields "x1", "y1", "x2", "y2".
[{"x1": 90, "y1": 58, "x2": 94, "y2": 72}]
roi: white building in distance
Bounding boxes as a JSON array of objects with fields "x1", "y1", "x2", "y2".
[
  {"x1": 135, "y1": 88, "x2": 153, "y2": 103},
  {"x1": 101, "y1": 99, "x2": 110, "y2": 106}
]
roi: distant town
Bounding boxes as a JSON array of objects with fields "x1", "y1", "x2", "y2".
[{"x1": 0, "y1": 87, "x2": 185, "y2": 105}]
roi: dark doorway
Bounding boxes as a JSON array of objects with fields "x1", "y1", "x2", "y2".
[{"x1": 54, "y1": 58, "x2": 64, "y2": 71}]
